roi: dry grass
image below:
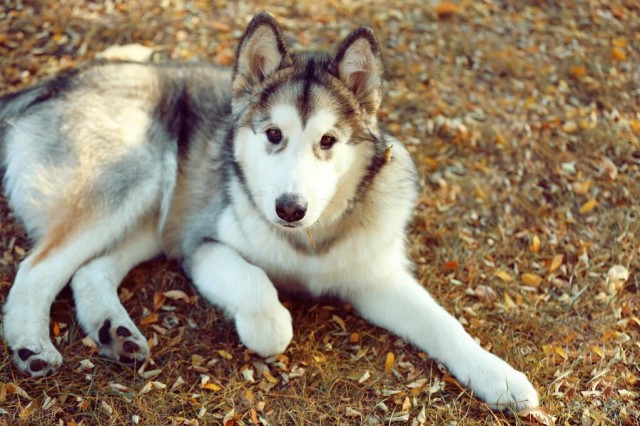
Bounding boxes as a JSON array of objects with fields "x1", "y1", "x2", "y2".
[{"x1": 1, "y1": 0, "x2": 639, "y2": 425}]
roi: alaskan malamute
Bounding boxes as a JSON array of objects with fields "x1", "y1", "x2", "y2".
[{"x1": 0, "y1": 13, "x2": 538, "y2": 410}]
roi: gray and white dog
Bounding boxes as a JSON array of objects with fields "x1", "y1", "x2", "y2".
[{"x1": 0, "y1": 13, "x2": 538, "y2": 410}]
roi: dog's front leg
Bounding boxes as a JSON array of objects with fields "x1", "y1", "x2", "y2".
[
  {"x1": 188, "y1": 243, "x2": 293, "y2": 357},
  {"x1": 348, "y1": 269, "x2": 539, "y2": 411}
]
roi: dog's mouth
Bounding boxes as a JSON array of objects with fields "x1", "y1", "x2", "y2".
[{"x1": 276, "y1": 221, "x2": 303, "y2": 229}]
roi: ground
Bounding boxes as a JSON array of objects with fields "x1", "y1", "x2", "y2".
[{"x1": 0, "y1": 0, "x2": 639, "y2": 425}]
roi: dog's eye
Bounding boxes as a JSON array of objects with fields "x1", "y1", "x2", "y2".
[
  {"x1": 320, "y1": 134, "x2": 336, "y2": 150},
  {"x1": 266, "y1": 128, "x2": 283, "y2": 144}
]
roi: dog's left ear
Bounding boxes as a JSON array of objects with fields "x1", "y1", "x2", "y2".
[
  {"x1": 334, "y1": 27, "x2": 384, "y2": 118},
  {"x1": 233, "y1": 13, "x2": 291, "y2": 94}
]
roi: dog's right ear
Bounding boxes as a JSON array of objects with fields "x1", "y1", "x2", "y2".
[{"x1": 233, "y1": 13, "x2": 291, "y2": 94}]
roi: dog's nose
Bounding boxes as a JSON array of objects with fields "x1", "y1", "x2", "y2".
[{"x1": 275, "y1": 194, "x2": 307, "y2": 223}]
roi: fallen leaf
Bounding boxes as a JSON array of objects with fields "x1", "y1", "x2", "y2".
[
  {"x1": 7, "y1": 383, "x2": 31, "y2": 400},
  {"x1": 568, "y1": 65, "x2": 587, "y2": 79},
  {"x1": 522, "y1": 273, "x2": 543, "y2": 287},
  {"x1": 191, "y1": 354, "x2": 205, "y2": 368},
  {"x1": 605, "y1": 265, "x2": 629, "y2": 293},
  {"x1": 572, "y1": 180, "x2": 591, "y2": 195},
  {"x1": 139, "y1": 382, "x2": 153, "y2": 395},
  {"x1": 345, "y1": 407, "x2": 362, "y2": 417},
  {"x1": 602, "y1": 157, "x2": 617, "y2": 181},
  {"x1": 435, "y1": 2, "x2": 461, "y2": 19},
  {"x1": 163, "y1": 290, "x2": 191, "y2": 303},
  {"x1": 579, "y1": 199, "x2": 598, "y2": 214},
  {"x1": 202, "y1": 382, "x2": 222, "y2": 391},
  {"x1": 384, "y1": 352, "x2": 395, "y2": 372},
  {"x1": 262, "y1": 370, "x2": 278, "y2": 384},
  {"x1": 611, "y1": 47, "x2": 627, "y2": 61},
  {"x1": 358, "y1": 370, "x2": 371, "y2": 384},
  {"x1": 529, "y1": 235, "x2": 541, "y2": 253},
  {"x1": 140, "y1": 313, "x2": 159, "y2": 325},
  {"x1": 332, "y1": 315, "x2": 347, "y2": 333},
  {"x1": 494, "y1": 270, "x2": 512, "y2": 282},
  {"x1": 517, "y1": 407, "x2": 555, "y2": 425},
  {"x1": 548, "y1": 254, "x2": 564, "y2": 273},
  {"x1": 19, "y1": 400, "x2": 38, "y2": 419}
]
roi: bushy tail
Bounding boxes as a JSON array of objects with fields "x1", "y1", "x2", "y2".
[
  {"x1": 0, "y1": 67, "x2": 80, "y2": 126},
  {"x1": 0, "y1": 84, "x2": 50, "y2": 124}
]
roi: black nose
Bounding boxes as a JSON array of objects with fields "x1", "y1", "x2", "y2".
[{"x1": 275, "y1": 194, "x2": 307, "y2": 223}]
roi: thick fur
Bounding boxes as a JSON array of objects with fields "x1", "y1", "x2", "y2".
[{"x1": 0, "y1": 13, "x2": 538, "y2": 411}]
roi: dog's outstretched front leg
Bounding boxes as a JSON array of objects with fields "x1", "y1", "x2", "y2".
[
  {"x1": 188, "y1": 243, "x2": 292, "y2": 357},
  {"x1": 348, "y1": 269, "x2": 539, "y2": 411}
]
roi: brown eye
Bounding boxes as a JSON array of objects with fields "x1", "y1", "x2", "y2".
[
  {"x1": 266, "y1": 128, "x2": 283, "y2": 144},
  {"x1": 320, "y1": 134, "x2": 336, "y2": 150}
]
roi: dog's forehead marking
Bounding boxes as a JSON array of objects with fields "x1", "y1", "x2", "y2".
[{"x1": 269, "y1": 104, "x2": 337, "y2": 136}]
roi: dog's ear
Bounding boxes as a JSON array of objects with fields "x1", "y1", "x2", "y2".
[
  {"x1": 334, "y1": 27, "x2": 384, "y2": 118},
  {"x1": 233, "y1": 13, "x2": 291, "y2": 93}
]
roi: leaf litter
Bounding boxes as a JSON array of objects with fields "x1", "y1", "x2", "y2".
[{"x1": 0, "y1": 0, "x2": 639, "y2": 424}]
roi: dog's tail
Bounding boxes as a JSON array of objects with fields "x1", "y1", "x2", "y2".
[
  {"x1": 0, "y1": 68, "x2": 80, "y2": 128},
  {"x1": 0, "y1": 85, "x2": 49, "y2": 124}
]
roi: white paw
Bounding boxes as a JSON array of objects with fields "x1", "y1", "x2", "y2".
[
  {"x1": 91, "y1": 318, "x2": 150, "y2": 365},
  {"x1": 235, "y1": 303, "x2": 293, "y2": 357},
  {"x1": 11, "y1": 340, "x2": 63, "y2": 377},
  {"x1": 465, "y1": 352, "x2": 539, "y2": 411}
]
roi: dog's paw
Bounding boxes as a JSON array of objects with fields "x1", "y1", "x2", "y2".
[
  {"x1": 12, "y1": 342, "x2": 63, "y2": 377},
  {"x1": 466, "y1": 353, "x2": 539, "y2": 411},
  {"x1": 93, "y1": 319, "x2": 149, "y2": 365},
  {"x1": 235, "y1": 303, "x2": 293, "y2": 357}
]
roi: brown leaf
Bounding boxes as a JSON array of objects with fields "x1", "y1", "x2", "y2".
[
  {"x1": 517, "y1": 407, "x2": 555, "y2": 425},
  {"x1": 19, "y1": 400, "x2": 39, "y2": 420},
  {"x1": 140, "y1": 313, "x2": 159, "y2": 325},
  {"x1": 435, "y1": 2, "x2": 461, "y2": 19}
]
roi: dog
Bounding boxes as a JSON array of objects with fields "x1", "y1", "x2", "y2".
[{"x1": 0, "y1": 13, "x2": 538, "y2": 411}]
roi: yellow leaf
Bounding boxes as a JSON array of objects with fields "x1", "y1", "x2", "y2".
[
  {"x1": 529, "y1": 235, "x2": 541, "y2": 253},
  {"x1": 262, "y1": 370, "x2": 278, "y2": 384},
  {"x1": 591, "y1": 346, "x2": 604, "y2": 358},
  {"x1": 313, "y1": 353, "x2": 327, "y2": 363},
  {"x1": 384, "y1": 352, "x2": 395, "y2": 373},
  {"x1": 218, "y1": 350, "x2": 233, "y2": 360},
  {"x1": 349, "y1": 332, "x2": 360, "y2": 343},
  {"x1": 549, "y1": 254, "x2": 564, "y2": 273},
  {"x1": 494, "y1": 270, "x2": 512, "y2": 282},
  {"x1": 542, "y1": 344, "x2": 568, "y2": 360},
  {"x1": 203, "y1": 382, "x2": 222, "y2": 391},
  {"x1": 579, "y1": 199, "x2": 598, "y2": 214},
  {"x1": 503, "y1": 292, "x2": 516, "y2": 309},
  {"x1": 521, "y1": 273, "x2": 543, "y2": 287},
  {"x1": 53, "y1": 322, "x2": 61, "y2": 337}
]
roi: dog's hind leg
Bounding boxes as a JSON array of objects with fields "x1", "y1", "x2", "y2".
[
  {"x1": 71, "y1": 220, "x2": 161, "y2": 365},
  {"x1": 2, "y1": 219, "x2": 139, "y2": 376}
]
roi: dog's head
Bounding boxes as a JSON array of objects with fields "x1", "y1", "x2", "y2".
[{"x1": 231, "y1": 13, "x2": 387, "y2": 230}]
